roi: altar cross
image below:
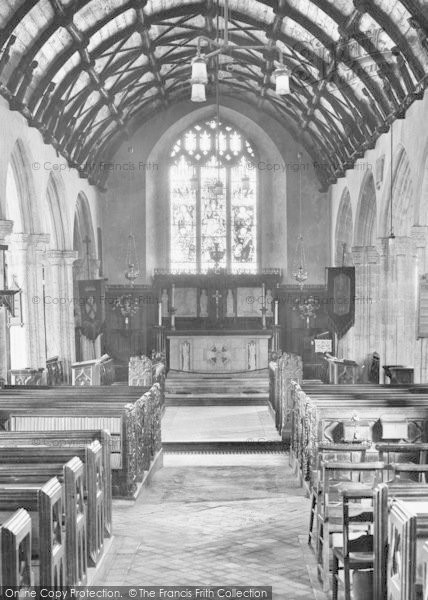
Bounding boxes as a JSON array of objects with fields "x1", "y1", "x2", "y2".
[{"x1": 211, "y1": 289, "x2": 222, "y2": 321}]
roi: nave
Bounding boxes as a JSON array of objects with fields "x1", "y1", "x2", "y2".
[{"x1": 93, "y1": 451, "x2": 320, "y2": 600}]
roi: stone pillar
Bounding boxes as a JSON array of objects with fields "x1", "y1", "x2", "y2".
[
  {"x1": 44, "y1": 250, "x2": 79, "y2": 381},
  {"x1": 366, "y1": 246, "x2": 380, "y2": 354},
  {"x1": 393, "y1": 236, "x2": 416, "y2": 367},
  {"x1": 411, "y1": 226, "x2": 428, "y2": 382},
  {"x1": 6, "y1": 233, "x2": 50, "y2": 370},
  {"x1": 351, "y1": 246, "x2": 366, "y2": 363},
  {"x1": 376, "y1": 236, "x2": 417, "y2": 380},
  {"x1": 0, "y1": 220, "x2": 14, "y2": 382},
  {"x1": 377, "y1": 238, "x2": 394, "y2": 382}
]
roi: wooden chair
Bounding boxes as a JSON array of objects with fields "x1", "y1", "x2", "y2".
[
  {"x1": 308, "y1": 442, "x2": 370, "y2": 547},
  {"x1": 332, "y1": 488, "x2": 375, "y2": 600},
  {"x1": 389, "y1": 462, "x2": 428, "y2": 484},
  {"x1": 317, "y1": 461, "x2": 384, "y2": 592}
]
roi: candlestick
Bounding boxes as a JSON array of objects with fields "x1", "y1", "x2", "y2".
[
  {"x1": 158, "y1": 300, "x2": 162, "y2": 326},
  {"x1": 274, "y1": 300, "x2": 279, "y2": 325},
  {"x1": 171, "y1": 283, "x2": 175, "y2": 308},
  {"x1": 262, "y1": 283, "x2": 266, "y2": 308}
]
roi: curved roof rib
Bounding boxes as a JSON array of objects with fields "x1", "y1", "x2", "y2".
[{"x1": 0, "y1": 0, "x2": 426, "y2": 190}]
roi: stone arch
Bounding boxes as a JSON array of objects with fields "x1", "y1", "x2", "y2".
[
  {"x1": 6, "y1": 138, "x2": 38, "y2": 233},
  {"x1": 334, "y1": 188, "x2": 353, "y2": 266},
  {"x1": 145, "y1": 102, "x2": 288, "y2": 277},
  {"x1": 383, "y1": 146, "x2": 414, "y2": 237},
  {"x1": 354, "y1": 170, "x2": 377, "y2": 246},
  {"x1": 45, "y1": 172, "x2": 71, "y2": 250}
]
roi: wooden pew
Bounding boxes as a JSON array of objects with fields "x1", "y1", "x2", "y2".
[
  {"x1": 0, "y1": 478, "x2": 66, "y2": 587},
  {"x1": 0, "y1": 430, "x2": 112, "y2": 538},
  {"x1": 0, "y1": 383, "x2": 163, "y2": 497},
  {"x1": 288, "y1": 381, "x2": 428, "y2": 484},
  {"x1": 0, "y1": 442, "x2": 103, "y2": 567},
  {"x1": 0, "y1": 508, "x2": 32, "y2": 588},
  {"x1": 374, "y1": 483, "x2": 428, "y2": 600}
]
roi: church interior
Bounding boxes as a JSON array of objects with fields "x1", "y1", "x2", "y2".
[{"x1": 0, "y1": 0, "x2": 428, "y2": 598}]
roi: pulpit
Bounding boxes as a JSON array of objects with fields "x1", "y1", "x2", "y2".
[{"x1": 71, "y1": 354, "x2": 115, "y2": 386}]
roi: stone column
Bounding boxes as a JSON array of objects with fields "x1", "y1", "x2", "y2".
[
  {"x1": 351, "y1": 246, "x2": 366, "y2": 363},
  {"x1": 0, "y1": 220, "x2": 14, "y2": 382},
  {"x1": 44, "y1": 250, "x2": 79, "y2": 381},
  {"x1": 6, "y1": 233, "x2": 50, "y2": 370},
  {"x1": 411, "y1": 226, "x2": 428, "y2": 382},
  {"x1": 366, "y1": 246, "x2": 380, "y2": 354},
  {"x1": 376, "y1": 238, "x2": 394, "y2": 382}
]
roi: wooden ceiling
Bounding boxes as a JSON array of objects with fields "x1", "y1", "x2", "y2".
[{"x1": 0, "y1": 0, "x2": 427, "y2": 190}]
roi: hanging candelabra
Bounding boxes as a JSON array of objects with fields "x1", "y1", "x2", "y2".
[
  {"x1": 292, "y1": 152, "x2": 308, "y2": 288},
  {"x1": 124, "y1": 232, "x2": 140, "y2": 286}
]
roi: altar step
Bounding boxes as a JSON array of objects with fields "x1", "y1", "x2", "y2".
[
  {"x1": 165, "y1": 395, "x2": 268, "y2": 406},
  {"x1": 165, "y1": 370, "x2": 270, "y2": 404}
]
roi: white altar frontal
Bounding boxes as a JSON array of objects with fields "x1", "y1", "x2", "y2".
[{"x1": 167, "y1": 331, "x2": 272, "y2": 372}]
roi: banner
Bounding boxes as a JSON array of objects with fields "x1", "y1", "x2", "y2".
[
  {"x1": 78, "y1": 279, "x2": 105, "y2": 341},
  {"x1": 327, "y1": 267, "x2": 355, "y2": 338}
]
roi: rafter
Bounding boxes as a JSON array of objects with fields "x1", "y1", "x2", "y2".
[{"x1": 0, "y1": 0, "x2": 425, "y2": 190}]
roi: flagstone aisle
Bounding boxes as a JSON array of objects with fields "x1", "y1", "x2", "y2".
[{"x1": 95, "y1": 452, "x2": 326, "y2": 600}]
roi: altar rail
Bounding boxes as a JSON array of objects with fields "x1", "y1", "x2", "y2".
[
  {"x1": 0, "y1": 383, "x2": 163, "y2": 497},
  {"x1": 289, "y1": 381, "x2": 428, "y2": 484}
]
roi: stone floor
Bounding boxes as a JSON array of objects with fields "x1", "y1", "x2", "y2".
[
  {"x1": 95, "y1": 452, "x2": 326, "y2": 600},
  {"x1": 162, "y1": 405, "x2": 282, "y2": 442}
]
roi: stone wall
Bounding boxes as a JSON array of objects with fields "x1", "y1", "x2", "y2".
[
  {"x1": 0, "y1": 97, "x2": 101, "y2": 380},
  {"x1": 330, "y1": 92, "x2": 428, "y2": 382},
  {"x1": 102, "y1": 97, "x2": 330, "y2": 286}
]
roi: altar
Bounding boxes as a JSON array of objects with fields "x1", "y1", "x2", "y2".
[{"x1": 167, "y1": 331, "x2": 271, "y2": 372}]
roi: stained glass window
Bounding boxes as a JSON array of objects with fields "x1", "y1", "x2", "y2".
[{"x1": 170, "y1": 120, "x2": 257, "y2": 273}]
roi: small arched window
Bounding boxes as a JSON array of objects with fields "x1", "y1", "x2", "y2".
[{"x1": 169, "y1": 119, "x2": 258, "y2": 273}]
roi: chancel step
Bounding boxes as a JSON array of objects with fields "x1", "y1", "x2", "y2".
[
  {"x1": 165, "y1": 370, "x2": 269, "y2": 406},
  {"x1": 163, "y1": 441, "x2": 287, "y2": 454}
]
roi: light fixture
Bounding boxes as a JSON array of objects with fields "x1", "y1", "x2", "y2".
[
  {"x1": 124, "y1": 233, "x2": 140, "y2": 286},
  {"x1": 191, "y1": 83, "x2": 206, "y2": 102},
  {"x1": 292, "y1": 151, "x2": 308, "y2": 288},
  {"x1": 0, "y1": 245, "x2": 18, "y2": 316},
  {"x1": 189, "y1": 0, "x2": 292, "y2": 102},
  {"x1": 212, "y1": 48, "x2": 223, "y2": 197},
  {"x1": 191, "y1": 55, "x2": 208, "y2": 84},
  {"x1": 274, "y1": 65, "x2": 290, "y2": 95}
]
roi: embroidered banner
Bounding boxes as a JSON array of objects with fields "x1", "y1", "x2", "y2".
[
  {"x1": 327, "y1": 267, "x2": 355, "y2": 338},
  {"x1": 78, "y1": 279, "x2": 105, "y2": 341}
]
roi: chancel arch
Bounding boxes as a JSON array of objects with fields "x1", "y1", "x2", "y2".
[{"x1": 145, "y1": 103, "x2": 287, "y2": 278}]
